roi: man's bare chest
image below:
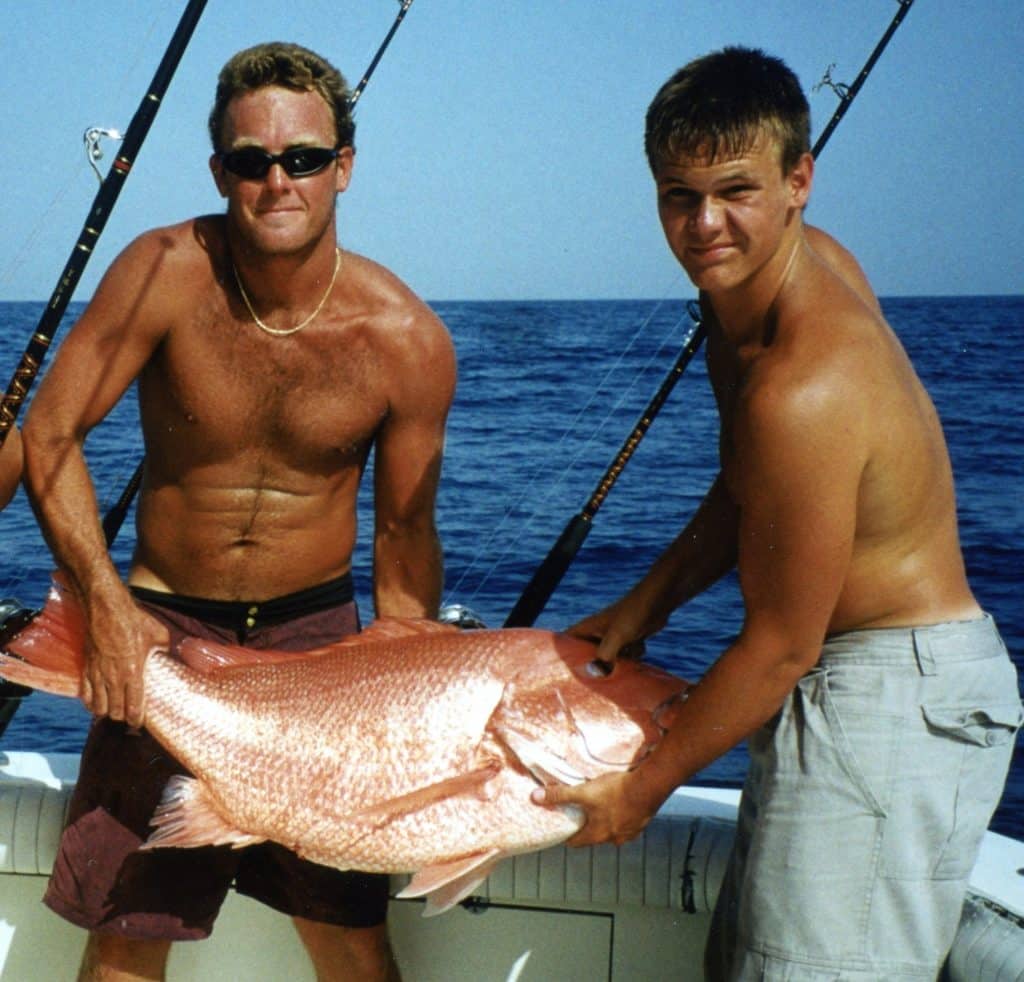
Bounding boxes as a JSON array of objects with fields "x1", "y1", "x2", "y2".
[{"x1": 143, "y1": 317, "x2": 388, "y2": 463}]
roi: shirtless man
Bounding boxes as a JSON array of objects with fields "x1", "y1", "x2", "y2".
[
  {"x1": 23, "y1": 42, "x2": 455, "y2": 982},
  {"x1": 0, "y1": 426, "x2": 22, "y2": 509},
  {"x1": 535, "y1": 47, "x2": 1021, "y2": 978}
]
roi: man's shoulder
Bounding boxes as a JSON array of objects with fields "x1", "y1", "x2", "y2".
[
  {"x1": 118, "y1": 215, "x2": 223, "y2": 273},
  {"x1": 343, "y1": 251, "x2": 450, "y2": 346}
]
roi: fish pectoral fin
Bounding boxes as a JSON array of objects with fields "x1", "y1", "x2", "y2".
[
  {"x1": 494, "y1": 724, "x2": 585, "y2": 787},
  {"x1": 141, "y1": 775, "x2": 266, "y2": 851},
  {"x1": 351, "y1": 762, "x2": 502, "y2": 828},
  {"x1": 395, "y1": 850, "x2": 503, "y2": 916}
]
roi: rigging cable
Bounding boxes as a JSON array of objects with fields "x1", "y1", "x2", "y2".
[{"x1": 503, "y1": 0, "x2": 918, "y2": 627}]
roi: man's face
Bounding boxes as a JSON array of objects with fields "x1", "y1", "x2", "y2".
[
  {"x1": 653, "y1": 138, "x2": 811, "y2": 296},
  {"x1": 210, "y1": 85, "x2": 353, "y2": 256}
]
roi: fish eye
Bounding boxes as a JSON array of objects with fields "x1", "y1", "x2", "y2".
[{"x1": 584, "y1": 659, "x2": 613, "y2": 678}]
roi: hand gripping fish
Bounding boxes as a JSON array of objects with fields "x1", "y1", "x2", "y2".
[{"x1": 0, "y1": 578, "x2": 689, "y2": 915}]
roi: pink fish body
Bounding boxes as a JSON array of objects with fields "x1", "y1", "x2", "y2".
[{"x1": 1, "y1": 578, "x2": 688, "y2": 914}]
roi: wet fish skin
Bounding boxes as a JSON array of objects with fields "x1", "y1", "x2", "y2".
[{"x1": 1, "y1": 577, "x2": 688, "y2": 914}]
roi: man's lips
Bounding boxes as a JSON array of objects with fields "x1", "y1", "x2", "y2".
[{"x1": 687, "y1": 243, "x2": 736, "y2": 262}]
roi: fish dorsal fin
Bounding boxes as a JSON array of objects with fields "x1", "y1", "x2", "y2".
[
  {"x1": 346, "y1": 618, "x2": 461, "y2": 645},
  {"x1": 178, "y1": 640, "x2": 300, "y2": 673},
  {"x1": 396, "y1": 849, "x2": 503, "y2": 916},
  {"x1": 176, "y1": 616, "x2": 460, "y2": 673},
  {"x1": 141, "y1": 775, "x2": 266, "y2": 851}
]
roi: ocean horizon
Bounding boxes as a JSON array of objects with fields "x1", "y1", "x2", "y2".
[{"x1": 1, "y1": 294, "x2": 1021, "y2": 839}]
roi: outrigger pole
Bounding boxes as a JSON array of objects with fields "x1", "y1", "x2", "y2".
[
  {"x1": 505, "y1": 0, "x2": 917, "y2": 628},
  {"x1": 0, "y1": 0, "x2": 209, "y2": 452},
  {"x1": 99, "y1": 0, "x2": 419, "y2": 548}
]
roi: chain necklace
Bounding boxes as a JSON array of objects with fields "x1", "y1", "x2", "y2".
[{"x1": 231, "y1": 247, "x2": 342, "y2": 337}]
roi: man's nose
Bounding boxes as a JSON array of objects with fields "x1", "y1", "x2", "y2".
[{"x1": 690, "y1": 196, "x2": 723, "y2": 236}]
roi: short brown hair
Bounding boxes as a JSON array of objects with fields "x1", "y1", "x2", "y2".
[
  {"x1": 645, "y1": 47, "x2": 810, "y2": 175},
  {"x1": 208, "y1": 41, "x2": 354, "y2": 152}
]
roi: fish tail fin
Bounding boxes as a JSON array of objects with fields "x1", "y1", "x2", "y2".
[{"x1": 0, "y1": 576, "x2": 86, "y2": 698}]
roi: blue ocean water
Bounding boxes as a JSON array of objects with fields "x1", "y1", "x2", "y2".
[{"x1": 1, "y1": 295, "x2": 1021, "y2": 838}]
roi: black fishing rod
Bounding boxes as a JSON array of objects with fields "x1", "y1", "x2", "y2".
[
  {"x1": 0, "y1": 0, "x2": 208, "y2": 452},
  {"x1": 99, "y1": 0, "x2": 419, "y2": 549},
  {"x1": 0, "y1": 0, "x2": 209, "y2": 737},
  {"x1": 504, "y1": 1, "x2": 917, "y2": 628},
  {"x1": 812, "y1": 0, "x2": 916, "y2": 158}
]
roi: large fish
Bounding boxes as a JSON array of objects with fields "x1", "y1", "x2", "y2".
[{"x1": 0, "y1": 578, "x2": 688, "y2": 914}]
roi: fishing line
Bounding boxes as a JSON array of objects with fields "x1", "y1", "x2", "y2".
[
  {"x1": 0, "y1": 9, "x2": 173, "y2": 295},
  {"x1": 443, "y1": 291, "x2": 684, "y2": 592},
  {"x1": 446, "y1": 285, "x2": 694, "y2": 609}
]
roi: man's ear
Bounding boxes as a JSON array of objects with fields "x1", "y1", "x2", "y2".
[
  {"x1": 209, "y1": 154, "x2": 229, "y2": 198},
  {"x1": 788, "y1": 151, "x2": 814, "y2": 208},
  {"x1": 334, "y1": 146, "x2": 355, "y2": 194}
]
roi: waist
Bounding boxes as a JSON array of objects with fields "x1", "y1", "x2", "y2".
[
  {"x1": 130, "y1": 571, "x2": 354, "y2": 633},
  {"x1": 820, "y1": 614, "x2": 1006, "y2": 671}
]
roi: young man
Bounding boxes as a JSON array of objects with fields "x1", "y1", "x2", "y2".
[
  {"x1": 0, "y1": 426, "x2": 22, "y2": 509},
  {"x1": 23, "y1": 42, "x2": 455, "y2": 981},
  {"x1": 535, "y1": 47, "x2": 1021, "y2": 979}
]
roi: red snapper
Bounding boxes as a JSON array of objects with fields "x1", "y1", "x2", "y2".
[{"x1": 0, "y1": 578, "x2": 688, "y2": 914}]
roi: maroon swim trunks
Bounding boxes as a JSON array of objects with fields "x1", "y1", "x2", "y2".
[{"x1": 43, "y1": 573, "x2": 391, "y2": 940}]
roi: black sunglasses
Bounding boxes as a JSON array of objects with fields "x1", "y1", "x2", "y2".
[{"x1": 218, "y1": 146, "x2": 340, "y2": 180}]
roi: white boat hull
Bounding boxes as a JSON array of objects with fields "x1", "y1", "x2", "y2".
[{"x1": 1, "y1": 752, "x2": 1021, "y2": 980}]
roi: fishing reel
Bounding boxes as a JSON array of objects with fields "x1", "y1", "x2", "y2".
[{"x1": 438, "y1": 604, "x2": 487, "y2": 630}]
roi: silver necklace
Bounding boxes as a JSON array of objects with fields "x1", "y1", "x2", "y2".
[{"x1": 232, "y1": 247, "x2": 341, "y2": 337}]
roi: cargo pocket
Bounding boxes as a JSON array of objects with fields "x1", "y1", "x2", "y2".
[{"x1": 922, "y1": 701, "x2": 1022, "y2": 879}]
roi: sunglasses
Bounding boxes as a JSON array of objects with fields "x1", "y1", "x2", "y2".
[{"x1": 218, "y1": 145, "x2": 340, "y2": 180}]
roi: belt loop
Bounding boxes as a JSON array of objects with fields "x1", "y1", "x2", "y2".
[{"x1": 912, "y1": 629, "x2": 937, "y2": 676}]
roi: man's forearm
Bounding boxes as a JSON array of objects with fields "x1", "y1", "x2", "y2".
[
  {"x1": 635, "y1": 631, "x2": 812, "y2": 803},
  {"x1": 23, "y1": 429, "x2": 128, "y2": 608},
  {"x1": 373, "y1": 525, "x2": 443, "y2": 619},
  {"x1": 641, "y1": 474, "x2": 739, "y2": 621}
]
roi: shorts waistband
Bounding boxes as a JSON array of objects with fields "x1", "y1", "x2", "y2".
[
  {"x1": 820, "y1": 614, "x2": 1005, "y2": 673},
  {"x1": 130, "y1": 572, "x2": 354, "y2": 634}
]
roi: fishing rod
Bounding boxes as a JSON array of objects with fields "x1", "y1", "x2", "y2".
[
  {"x1": 0, "y1": 0, "x2": 208, "y2": 452},
  {"x1": 812, "y1": 0, "x2": 916, "y2": 158},
  {"x1": 0, "y1": 0, "x2": 209, "y2": 737},
  {"x1": 99, "y1": 0, "x2": 419, "y2": 549},
  {"x1": 504, "y1": 1, "x2": 918, "y2": 628}
]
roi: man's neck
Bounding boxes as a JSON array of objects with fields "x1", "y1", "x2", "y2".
[
  {"x1": 706, "y1": 228, "x2": 805, "y2": 349},
  {"x1": 226, "y1": 228, "x2": 339, "y2": 310}
]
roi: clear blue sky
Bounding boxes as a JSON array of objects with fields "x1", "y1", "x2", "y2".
[{"x1": 1, "y1": 0, "x2": 1021, "y2": 302}]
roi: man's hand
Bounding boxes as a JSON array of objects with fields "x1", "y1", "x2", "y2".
[
  {"x1": 81, "y1": 601, "x2": 170, "y2": 728},
  {"x1": 531, "y1": 770, "x2": 664, "y2": 848},
  {"x1": 567, "y1": 590, "x2": 665, "y2": 664}
]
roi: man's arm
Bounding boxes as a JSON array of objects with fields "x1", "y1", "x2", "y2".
[
  {"x1": 371, "y1": 304, "x2": 456, "y2": 619},
  {"x1": 0, "y1": 427, "x2": 23, "y2": 510},
  {"x1": 569, "y1": 474, "x2": 739, "y2": 661},
  {"x1": 538, "y1": 363, "x2": 866, "y2": 844},
  {"x1": 23, "y1": 231, "x2": 175, "y2": 725}
]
